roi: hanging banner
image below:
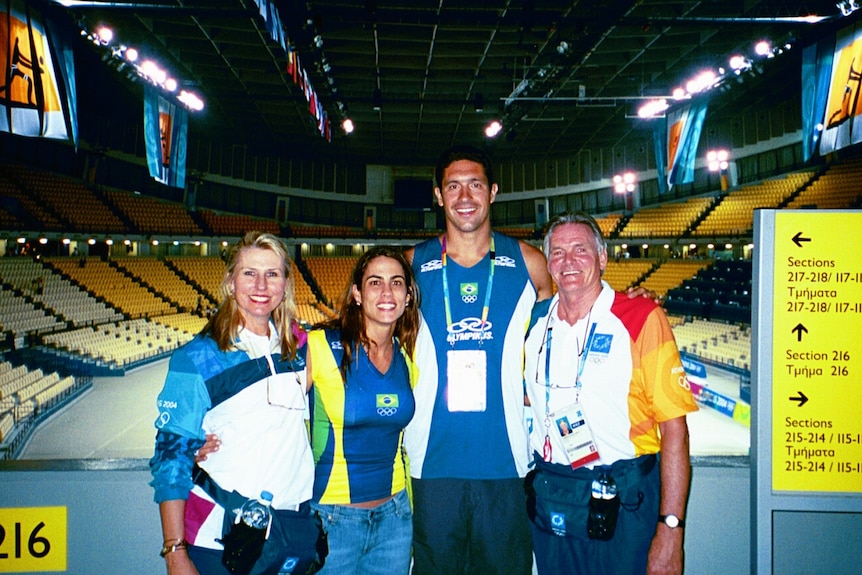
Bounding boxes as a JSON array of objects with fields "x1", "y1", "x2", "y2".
[
  {"x1": 801, "y1": 36, "x2": 835, "y2": 161},
  {"x1": 819, "y1": 22, "x2": 862, "y2": 155},
  {"x1": 286, "y1": 45, "x2": 331, "y2": 141},
  {"x1": 144, "y1": 85, "x2": 188, "y2": 188},
  {"x1": 665, "y1": 98, "x2": 708, "y2": 189},
  {"x1": 0, "y1": 0, "x2": 75, "y2": 142}
]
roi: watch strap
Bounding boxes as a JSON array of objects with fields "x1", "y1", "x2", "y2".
[{"x1": 658, "y1": 514, "x2": 685, "y2": 528}]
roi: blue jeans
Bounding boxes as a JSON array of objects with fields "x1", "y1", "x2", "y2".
[{"x1": 311, "y1": 489, "x2": 412, "y2": 575}]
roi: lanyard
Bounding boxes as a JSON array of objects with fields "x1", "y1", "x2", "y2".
[
  {"x1": 441, "y1": 232, "x2": 495, "y2": 344},
  {"x1": 542, "y1": 310, "x2": 597, "y2": 462}
]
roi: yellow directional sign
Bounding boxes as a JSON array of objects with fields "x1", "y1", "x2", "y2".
[
  {"x1": 0, "y1": 507, "x2": 66, "y2": 572},
  {"x1": 772, "y1": 211, "x2": 862, "y2": 492}
]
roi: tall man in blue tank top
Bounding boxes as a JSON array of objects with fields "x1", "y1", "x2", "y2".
[{"x1": 404, "y1": 145, "x2": 554, "y2": 575}]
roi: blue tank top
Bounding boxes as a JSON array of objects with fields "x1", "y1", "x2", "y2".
[{"x1": 407, "y1": 233, "x2": 536, "y2": 479}]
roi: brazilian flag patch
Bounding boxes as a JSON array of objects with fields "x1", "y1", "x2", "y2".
[
  {"x1": 377, "y1": 394, "x2": 399, "y2": 408},
  {"x1": 460, "y1": 282, "x2": 479, "y2": 303}
]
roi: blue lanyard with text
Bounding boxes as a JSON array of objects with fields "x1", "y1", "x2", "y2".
[
  {"x1": 441, "y1": 232, "x2": 495, "y2": 345},
  {"x1": 542, "y1": 317, "x2": 597, "y2": 461}
]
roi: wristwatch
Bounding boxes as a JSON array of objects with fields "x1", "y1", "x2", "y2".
[{"x1": 658, "y1": 514, "x2": 685, "y2": 529}]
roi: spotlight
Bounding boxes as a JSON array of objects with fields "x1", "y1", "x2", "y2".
[
  {"x1": 613, "y1": 172, "x2": 636, "y2": 194},
  {"x1": 707, "y1": 149, "x2": 729, "y2": 172},
  {"x1": 342, "y1": 118, "x2": 354, "y2": 134},
  {"x1": 484, "y1": 120, "x2": 503, "y2": 138},
  {"x1": 754, "y1": 41, "x2": 771, "y2": 57},
  {"x1": 96, "y1": 26, "x2": 113, "y2": 45},
  {"x1": 729, "y1": 55, "x2": 750, "y2": 72},
  {"x1": 637, "y1": 98, "x2": 668, "y2": 119}
]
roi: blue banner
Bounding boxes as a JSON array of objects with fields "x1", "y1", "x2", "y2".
[
  {"x1": 652, "y1": 117, "x2": 668, "y2": 195},
  {"x1": 144, "y1": 85, "x2": 188, "y2": 188},
  {"x1": 801, "y1": 36, "x2": 835, "y2": 161},
  {"x1": 665, "y1": 98, "x2": 708, "y2": 188}
]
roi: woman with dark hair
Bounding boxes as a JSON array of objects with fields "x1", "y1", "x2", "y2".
[
  {"x1": 306, "y1": 246, "x2": 421, "y2": 575},
  {"x1": 150, "y1": 231, "x2": 322, "y2": 575}
]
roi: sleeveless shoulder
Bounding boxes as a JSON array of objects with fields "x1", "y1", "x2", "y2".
[{"x1": 526, "y1": 298, "x2": 554, "y2": 339}]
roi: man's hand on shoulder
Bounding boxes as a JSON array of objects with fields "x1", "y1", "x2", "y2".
[{"x1": 626, "y1": 285, "x2": 662, "y2": 304}]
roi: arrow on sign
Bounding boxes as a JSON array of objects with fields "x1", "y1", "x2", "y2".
[
  {"x1": 792, "y1": 232, "x2": 811, "y2": 247},
  {"x1": 789, "y1": 391, "x2": 809, "y2": 407},
  {"x1": 791, "y1": 323, "x2": 808, "y2": 342}
]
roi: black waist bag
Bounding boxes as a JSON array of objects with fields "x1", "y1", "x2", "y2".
[
  {"x1": 193, "y1": 465, "x2": 328, "y2": 575},
  {"x1": 219, "y1": 511, "x2": 267, "y2": 575}
]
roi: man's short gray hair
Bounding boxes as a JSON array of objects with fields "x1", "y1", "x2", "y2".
[{"x1": 542, "y1": 212, "x2": 607, "y2": 259}]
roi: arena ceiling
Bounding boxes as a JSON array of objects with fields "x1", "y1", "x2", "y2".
[{"x1": 54, "y1": 0, "x2": 857, "y2": 166}]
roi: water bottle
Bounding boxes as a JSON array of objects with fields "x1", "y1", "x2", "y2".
[
  {"x1": 591, "y1": 475, "x2": 617, "y2": 500},
  {"x1": 587, "y1": 474, "x2": 620, "y2": 540},
  {"x1": 221, "y1": 491, "x2": 273, "y2": 574},
  {"x1": 239, "y1": 490, "x2": 273, "y2": 531}
]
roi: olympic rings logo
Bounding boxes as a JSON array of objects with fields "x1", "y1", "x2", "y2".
[
  {"x1": 462, "y1": 294, "x2": 478, "y2": 304},
  {"x1": 377, "y1": 407, "x2": 398, "y2": 416}
]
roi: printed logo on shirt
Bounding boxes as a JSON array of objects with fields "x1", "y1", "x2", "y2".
[
  {"x1": 494, "y1": 255, "x2": 517, "y2": 268},
  {"x1": 420, "y1": 259, "x2": 443, "y2": 273},
  {"x1": 377, "y1": 393, "x2": 400, "y2": 416},
  {"x1": 446, "y1": 317, "x2": 494, "y2": 344},
  {"x1": 460, "y1": 282, "x2": 478, "y2": 304},
  {"x1": 589, "y1": 332, "x2": 613, "y2": 363},
  {"x1": 330, "y1": 340, "x2": 343, "y2": 350}
]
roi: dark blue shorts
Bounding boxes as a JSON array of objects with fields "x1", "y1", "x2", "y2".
[{"x1": 411, "y1": 477, "x2": 533, "y2": 575}]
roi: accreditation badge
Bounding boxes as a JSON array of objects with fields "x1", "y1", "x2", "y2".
[
  {"x1": 553, "y1": 401, "x2": 600, "y2": 469},
  {"x1": 446, "y1": 349, "x2": 487, "y2": 412}
]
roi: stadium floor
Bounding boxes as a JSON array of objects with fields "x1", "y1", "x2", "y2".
[{"x1": 18, "y1": 360, "x2": 750, "y2": 460}]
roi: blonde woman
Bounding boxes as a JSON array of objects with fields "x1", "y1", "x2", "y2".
[{"x1": 150, "y1": 232, "x2": 323, "y2": 575}]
